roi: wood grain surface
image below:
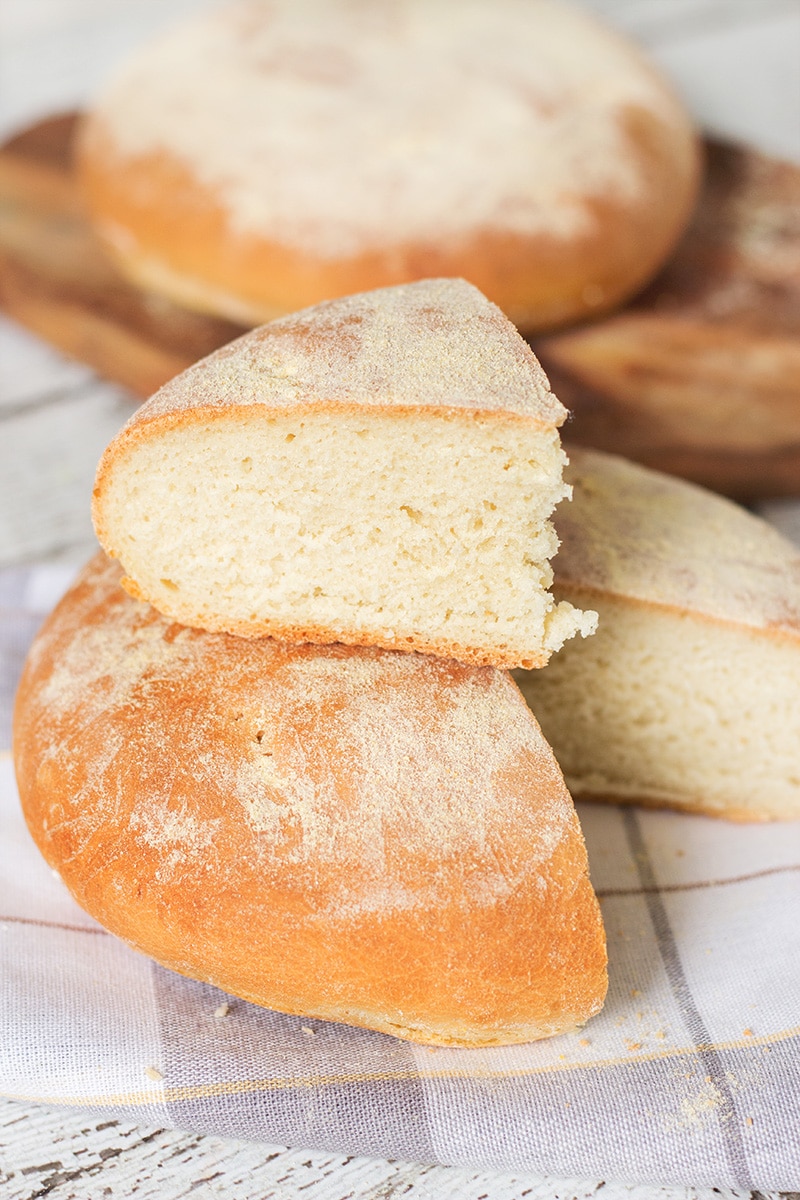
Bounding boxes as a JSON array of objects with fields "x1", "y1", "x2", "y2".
[
  {"x1": 534, "y1": 140, "x2": 800, "y2": 499},
  {"x1": 0, "y1": 114, "x2": 244, "y2": 399},
  {"x1": 1, "y1": 115, "x2": 799, "y2": 499},
  {"x1": 3, "y1": 1098, "x2": 798, "y2": 1200}
]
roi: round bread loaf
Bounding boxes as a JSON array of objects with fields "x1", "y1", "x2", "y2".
[
  {"x1": 515, "y1": 447, "x2": 800, "y2": 821},
  {"x1": 13, "y1": 553, "x2": 607, "y2": 1046},
  {"x1": 78, "y1": 0, "x2": 700, "y2": 332}
]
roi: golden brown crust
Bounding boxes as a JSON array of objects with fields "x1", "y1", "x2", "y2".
[
  {"x1": 556, "y1": 446, "x2": 800, "y2": 637},
  {"x1": 90, "y1": 282, "x2": 586, "y2": 667},
  {"x1": 13, "y1": 553, "x2": 607, "y2": 1046},
  {"x1": 79, "y1": 116, "x2": 699, "y2": 336},
  {"x1": 76, "y1": 0, "x2": 699, "y2": 333},
  {"x1": 94, "y1": 278, "x2": 565, "y2": 432}
]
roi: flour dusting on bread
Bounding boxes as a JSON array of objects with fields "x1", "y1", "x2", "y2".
[
  {"x1": 93, "y1": 281, "x2": 597, "y2": 668},
  {"x1": 87, "y1": 0, "x2": 685, "y2": 256},
  {"x1": 13, "y1": 552, "x2": 608, "y2": 1047}
]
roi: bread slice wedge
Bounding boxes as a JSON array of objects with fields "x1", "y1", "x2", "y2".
[
  {"x1": 92, "y1": 278, "x2": 595, "y2": 669},
  {"x1": 13, "y1": 552, "x2": 607, "y2": 1046},
  {"x1": 515, "y1": 447, "x2": 800, "y2": 821}
]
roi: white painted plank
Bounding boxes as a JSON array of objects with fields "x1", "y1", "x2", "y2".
[
  {"x1": 0, "y1": 322, "x2": 96, "y2": 411},
  {"x1": 0, "y1": 1097, "x2": 787, "y2": 1200},
  {"x1": 0, "y1": 0, "x2": 218, "y2": 140},
  {"x1": 1, "y1": 367, "x2": 133, "y2": 567}
]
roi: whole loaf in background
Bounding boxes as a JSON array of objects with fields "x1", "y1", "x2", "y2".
[{"x1": 78, "y1": 0, "x2": 699, "y2": 332}]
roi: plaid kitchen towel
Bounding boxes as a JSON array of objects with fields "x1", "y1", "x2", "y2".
[{"x1": 1, "y1": 564, "x2": 799, "y2": 1190}]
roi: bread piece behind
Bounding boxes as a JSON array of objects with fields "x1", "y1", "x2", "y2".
[
  {"x1": 93, "y1": 279, "x2": 596, "y2": 668},
  {"x1": 77, "y1": 0, "x2": 699, "y2": 332},
  {"x1": 515, "y1": 447, "x2": 800, "y2": 820},
  {"x1": 14, "y1": 553, "x2": 607, "y2": 1046}
]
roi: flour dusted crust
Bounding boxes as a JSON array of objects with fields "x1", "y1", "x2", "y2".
[
  {"x1": 106, "y1": 276, "x2": 566, "y2": 428},
  {"x1": 78, "y1": 0, "x2": 699, "y2": 331},
  {"x1": 554, "y1": 447, "x2": 800, "y2": 635},
  {"x1": 92, "y1": 280, "x2": 596, "y2": 668},
  {"x1": 515, "y1": 447, "x2": 800, "y2": 821},
  {"x1": 13, "y1": 553, "x2": 607, "y2": 1046}
]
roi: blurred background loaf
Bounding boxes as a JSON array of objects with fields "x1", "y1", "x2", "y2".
[
  {"x1": 76, "y1": 0, "x2": 700, "y2": 333},
  {"x1": 2, "y1": 1, "x2": 798, "y2": 501}
]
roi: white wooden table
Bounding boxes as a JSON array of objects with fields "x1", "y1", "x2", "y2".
[{"x1": 1, "y1": 1, "x2": 799, "y2": 1196}]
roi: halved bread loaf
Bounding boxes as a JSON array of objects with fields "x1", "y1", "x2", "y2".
[
  {"x1": 13, "y1": 553, "x2": 608, "y2": 1046},
  {"x1": 515, "y1": 448, "x2": 800, "y2": 821},
  {"x1": 92, "y1": 278, "x2": 596, "y2": 668}
]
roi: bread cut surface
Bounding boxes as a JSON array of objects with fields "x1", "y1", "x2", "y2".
[
  {"x1": 78, "y1": 0, "x2": 699, "y2": 331},
  {"x1": 13, "y1": 552, "x2": 608, "y2": 1046},
  {"x1": 93, "y1": 279, "x2": 596, "y2": 668},
  {"x1": 516, "y1": 448, "x2": 800, "y2": 821}
]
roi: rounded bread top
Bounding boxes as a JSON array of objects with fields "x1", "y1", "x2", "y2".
[
  {"x1": 556, "y1": 447, "x2": 800, "y2": 636},
  {"x1": 112, "y1": 279, "x2": 566, "y2": 433},
  {"x1": 16, "y1": 553, "x2": 575, "y2": 880},
  {"x1": 87, "y1": 0, "x2": 694, "y2": 260},
  {"x1": 14, "y1": 552, "x2": 607, "y2": 1042}
]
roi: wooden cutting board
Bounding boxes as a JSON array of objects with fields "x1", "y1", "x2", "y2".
[
  {"x1": 1, "y1": 113, "x2": 798, "y2": 499},
  {"x1": 535, "y1": 140, "x2": 800, "y2": 500},
  {"x1": 0, "y1": 113, "x2": 244, "y2": 398}
]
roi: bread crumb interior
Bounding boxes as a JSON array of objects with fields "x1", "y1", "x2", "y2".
[
  {"x1": 515, "y1": 593, "x2": 800, "y2": 819},
  {"x1": 99, "y1": 410, "x2": 595, "y2": 665}
]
